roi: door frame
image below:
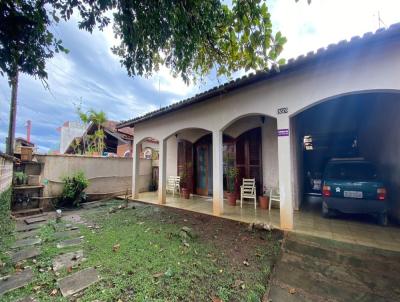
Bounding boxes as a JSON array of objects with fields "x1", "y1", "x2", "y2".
[{"x1": 195, "y1": 143, "x2": 209, "y2": 196}]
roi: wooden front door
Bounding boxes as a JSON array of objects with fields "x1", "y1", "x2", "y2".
[
  {"x1": 177, "y1": 140, "x2": 193, "y2": 192},
  {"x1": 235, "y1": 127, "x2": 262, "y2": 195},
  {"x1": 195, "y1": 144, "x2": 209, "y2": 195}
]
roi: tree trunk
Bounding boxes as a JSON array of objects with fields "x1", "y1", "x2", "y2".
[{"x1": 6, "y1": 70, "x2": 19, "y2": 155}]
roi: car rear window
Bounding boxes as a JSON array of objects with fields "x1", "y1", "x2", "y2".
[{"x1": 325, "y1": 162, "x2": 377, "y2": 180}]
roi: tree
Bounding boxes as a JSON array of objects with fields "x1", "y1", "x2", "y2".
[
  {"x1": 1, "y1": 0, "x2": 286, "y2": 154},
  {"x1": 1, "y1": 0, "x2": 67, "y2": 154},
  {"x1": 77, "y1": 107, "x2": 107, "y2": 155},
  {"x1": 54, "y1": 0, "x2": 287, "y2": 83}
]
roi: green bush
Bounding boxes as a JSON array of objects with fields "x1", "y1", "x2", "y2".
[
  {"x1": 14, "y1": 171, "x2": 27, "y2": 185},
  {"x1": 59, "y1": 171, "x2": 89, "y2": 207},
  {"x1": 0, "y1": 188, "x2": 13, "y2": 249}
]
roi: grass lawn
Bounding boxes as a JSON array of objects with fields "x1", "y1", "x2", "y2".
[{"x1": 1, "y1": 200, "x2": 282, "y2": 301}]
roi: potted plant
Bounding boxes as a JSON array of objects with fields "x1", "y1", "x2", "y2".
[
  {"x1": 180, "y1": 169, "x2": 190, "y2": 199},
  {"x1": 226, "y1": 167, "x2": 239, "y2": 206},
  {"x1": 149, "y1": 177, "x2": 157, "y2": 192},
  {"x1": 259, "y1": 185, "x2": 270, "y2": 209},
  {"x1": 14, "y1": 171, "x2": 27, "y2": 186}
]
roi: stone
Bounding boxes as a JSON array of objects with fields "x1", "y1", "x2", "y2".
[
  {"x1": 16, "y1": 229, "x2": 39, "y2": 240},
  {"x1": 53, "y1": 250, "x2": 84, "y2": 272},
  {"x1": 181, "y1": 226, "x2": 193, "y2": 237},
  {"x1": 16, "y1": 222, "x2": 44, "y2": 232},
  {"x1": 0, "y1": 268, "x2": 33, "y2": 296},
  {"x1": 57, "y1": 238, "x2": 83, "y2": 249},
  {"x1": 24, "y1": 216, "x2": 47, "y2": 225},
  {"x1": 11, "y1": 247, "x2": 41, "y2": 263},
  {"x1": 11, "y1": 238, "x2": 42, "y2": 249},
  {"x1": 81, "y1": 201, "x2": 107, "y2": 209},
  {"x1": 16, "y1": 296, "x2": 38, "y2": 302},
  {"x1": 247, "y1": 222, "x2": 272, "y2": 232},
  {"x1": 53, "y1": 229, "x2": 80, "y2": 240},
  {"x1": 58, "y1": 267, "x2": 100, "y2": 297}
]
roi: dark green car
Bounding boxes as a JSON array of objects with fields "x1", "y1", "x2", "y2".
[{"x1": 322, "y1": 158, "x2": 388, "y2": 225}]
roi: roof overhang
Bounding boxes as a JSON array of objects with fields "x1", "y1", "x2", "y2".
[{"x1": 117, "y1": 23, "x2": 400, "y2": 129}]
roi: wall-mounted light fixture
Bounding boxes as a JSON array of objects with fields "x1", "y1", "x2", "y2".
[{"x1": 261, "y1": 116, "x2": 265, "y2": 124}]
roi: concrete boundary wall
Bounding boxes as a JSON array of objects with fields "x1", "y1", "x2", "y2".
[
  {"x1": 0, "y1": 154, "x2": 13, "y2": 193},
  {"x1": 35, "y1": 155, "x2": 135, "y2": 199}
]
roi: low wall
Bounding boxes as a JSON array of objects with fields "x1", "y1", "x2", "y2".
[
  {"x1": 0, "y1": 153, "x2": 14, "y2": 194},
  {"x1": 35, "y1": 154, "x2": 134, "y2": 199}
]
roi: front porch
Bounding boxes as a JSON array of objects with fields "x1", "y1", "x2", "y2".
[{"x1": 131, "y1": 192, "x2": 400, "y2": 252}]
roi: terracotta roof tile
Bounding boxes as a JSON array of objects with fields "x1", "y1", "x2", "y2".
[{"x1": 117, "y1": 23, "x2": 400, "y2": 128}]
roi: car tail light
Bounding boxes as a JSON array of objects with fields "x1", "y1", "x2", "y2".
[
  {"x1": 322, "y1": 185, "x2": 331, "y2": 197},
  {"x1": 377, "y1": 188, "x2": 386, "y2": 201}
]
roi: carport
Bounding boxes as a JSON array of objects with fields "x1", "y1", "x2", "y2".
[{"x1": 291, "y1": 91, "x2": 400, "y2": 225}]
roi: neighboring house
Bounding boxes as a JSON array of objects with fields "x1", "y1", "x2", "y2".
[
  {"x1": 14, "y1": 137, "x2": 35, "y2": 154},
  {"x1": 65, "y1": 120, "x2": 134, "y2": 157},
  {"x1": 58, "y1": 121, "x2": 86, "y2": 154},
  {"x1": 118, "y1": 23, "x2": 400, "y2": 230}
]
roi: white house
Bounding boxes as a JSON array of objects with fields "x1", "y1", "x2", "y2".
[{"x1": 118, "y1": 23, "x2": 400, "y2": 231}]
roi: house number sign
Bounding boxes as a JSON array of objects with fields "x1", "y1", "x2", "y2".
[{"x1": 277, "y1": 107, "x2": 288, "y2": 114}]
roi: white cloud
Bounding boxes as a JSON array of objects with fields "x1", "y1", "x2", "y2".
[
  {"x1": 270, "y1": 0, "x2": 400, "y2": 59},
  {"x1": 151, "y1": 66, "x2": 195, "y2": 97}
]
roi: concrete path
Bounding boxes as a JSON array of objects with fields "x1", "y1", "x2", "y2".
[
  {"x1": 267, "y1": 232, "x2": 400, "y2": 302},
  {"x1": 57, "y1": 237, "x2": 83, "y2": 249},
  {"x1": 11, "y1": 247, "x2": 41, "y2": 264},
  {"x1": 58, "y1": 267, "x2": 100, "y2": 297},
  {"x1": 53, "y1": 250, "x2": 84, "y2": 272},
  {"x1": 0, "y1": 269, "x2": 33, "y2": 296},
  {"x1": 53, "y1": 229, "x2": 80, "y2": 240},
  {"x1": 11, "y1": 238, "x2": 42, "y2": 249}
]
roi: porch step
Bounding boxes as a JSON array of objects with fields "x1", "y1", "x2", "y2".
[
  {"x1": 267, "y1": 232, "x2": 400, "y2": 302},
  {"x1": 12, "y1": 208, "x2": 43, "y2": 218},
  {"x1": 285, "y1": 232, "x2": 400, "y2": 265}
]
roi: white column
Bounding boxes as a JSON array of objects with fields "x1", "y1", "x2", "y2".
[
  {"x1": 158, "y1": 139, "x2": 167, "y2": 204},
  {"x1": 277, "y1": 116, "x2": 294, "y2": 230},
  {"x1": 212, "y1": 130, "x2": 224, "y2": 215},
  {"x1": 166, "y1": 135, "x2": 178, "y2": 177},
  {"x1": 261, "y1": 117, "x2": 279, "y2": 189},
  {"x1": 132, "y1": 141, "x2": 140, "y2": 199}
]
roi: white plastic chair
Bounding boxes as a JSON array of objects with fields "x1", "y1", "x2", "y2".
[
  {"x1": 240, "y1": 178, "x2": 257, "y2": 209},
  {"x1": 166, "y1": 176, "x2": 181, "y2": 196},
  {"x1": 269, "y1": 187, "x2": 280, "y2": 212}
]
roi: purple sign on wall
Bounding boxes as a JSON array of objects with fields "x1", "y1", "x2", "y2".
[{"x1": 277, "y1": 129, "x2": 289, "y2": 137}]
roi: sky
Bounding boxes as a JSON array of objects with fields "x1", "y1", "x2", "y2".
[{"x1": 0, "y1": 0, "x2": 399, "y2": 153}]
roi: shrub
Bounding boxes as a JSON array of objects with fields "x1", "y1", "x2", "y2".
[
  {"x1": 14, "y1": 171, "x2": 27, "y2": 185},
  {"x1": 59, "y1": 171, "x2": 89, "y2": 207},
  {"x1": 0, "y1": 188, "x2": 13, "y2": 249}
]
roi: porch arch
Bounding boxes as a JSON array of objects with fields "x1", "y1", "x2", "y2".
[
  {"x1": 289, "y1": 90, "x2": 400, "y2": 223},
  {"x1": 289, "y1": 89, "x2": 400, "y2": 119},
  {"x1": 220, "y1": 112, "x2": 276, "y2": 132},
  {"x1": 132, "y1": 136, "x2": 160, "y2": 200},
  {"x1": 165, "y1": 127, "x2": 213, "y2": 143}
]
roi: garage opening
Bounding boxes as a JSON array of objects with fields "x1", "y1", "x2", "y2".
[{"x1": 291, "y1": 92, "x2": 400, "y2": 225}]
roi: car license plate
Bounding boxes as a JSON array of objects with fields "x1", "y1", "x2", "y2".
[{"x1": 344, "y1": 191, "x2": 363, "y2": 198}]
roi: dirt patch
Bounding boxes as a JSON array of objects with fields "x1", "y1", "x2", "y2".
[{"x1": 158, "y1": 207, "x2": 282, "y2": 267}]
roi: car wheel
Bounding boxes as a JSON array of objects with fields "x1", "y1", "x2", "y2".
[
  {"x1": 321, "y1": 201, "x2": 332, "y2": 218},
  {"x1": 377, "y1": 213, "x2": 388, "y2": 226}
]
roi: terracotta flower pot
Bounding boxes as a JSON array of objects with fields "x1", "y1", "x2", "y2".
[
  {"x1": 181, "y1": 188, "x2": 190, "y2": 199},
  {"x1": 227, "y1": 192, "x2": 237, "y2": 206},
  {"x1": 259, "y1": 196, "x2": 269, "y2": 209}
]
